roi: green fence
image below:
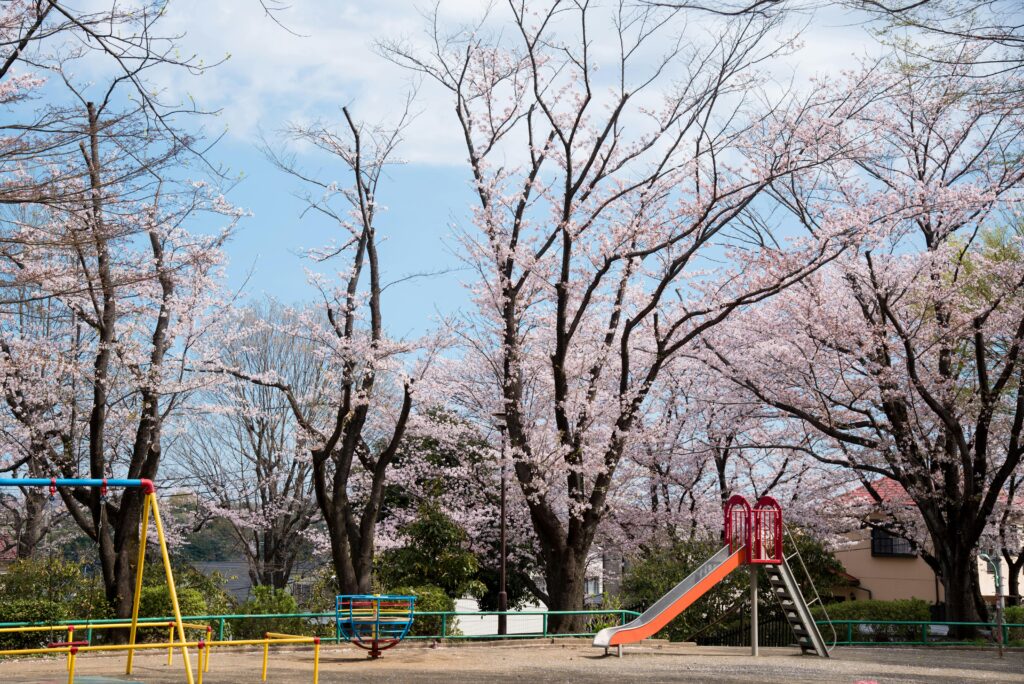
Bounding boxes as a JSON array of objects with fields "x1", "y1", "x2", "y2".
[
  {"x1": 822, "y1": 619, "x2": 1024, "y2": 647},
  {"x1": 2, "y1": 612, "x2": 1019, "y2": 649},
  {"x1": 0, "y1": 609, "x2": 640, "y2": 645}
]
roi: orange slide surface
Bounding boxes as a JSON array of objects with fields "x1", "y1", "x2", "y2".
[{"x1": 599, "y1": 546, "x2": 745, "y2": 647}]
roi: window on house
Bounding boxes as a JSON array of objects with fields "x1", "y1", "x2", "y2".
[
  {"x1": 870, "y1": 527, "x2": 915, "y2": 557},
  {"x1": 585, "y1": 577, "x2": 600, "y2": 596}
]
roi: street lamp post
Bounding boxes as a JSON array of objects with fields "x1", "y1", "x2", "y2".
[
  {"x1": 493, "y1": 412, "x2": 508, "y2": 637},
  {"x1": 980, "y1": 552, "x2": 1004, "y2": 659}
]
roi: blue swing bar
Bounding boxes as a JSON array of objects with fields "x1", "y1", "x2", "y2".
[{"x1": 0, "y1": 478, "x2": 154, "y2": 492}]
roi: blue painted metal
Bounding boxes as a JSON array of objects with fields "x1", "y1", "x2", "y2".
[
  {"x1": 0, "y1": 478, "x2": 146, "y2": 488},
  {"x1": 336, "y1": 595, "x2": 416, "y2": 655}
]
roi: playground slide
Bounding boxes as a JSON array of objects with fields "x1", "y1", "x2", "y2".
[{"x1": 593, "y1": 545, "x2": 745, "y2": 648}]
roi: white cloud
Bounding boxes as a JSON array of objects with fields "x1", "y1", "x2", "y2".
[{"x1": 152, "y1": 1, "x2": 882, "y2": 167}]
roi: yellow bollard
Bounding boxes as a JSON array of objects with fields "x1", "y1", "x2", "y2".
[
  {"x1": 312, "y1": 636, "x2": 321, "y2": 684},
  {"x1": 197, "y1": 641, "x2": 205, "y2": 684},
  {"x1": 67, "y1": 646, "x2": 78, "y2": 684},
  {"x1": 66, "y1": 625, "x2": 74, "y2": 671},
  {"x1": 205, "y1": 626, "x2": 212, "y2": 672},
  {"x1": 261, "y1": 635, "x2": 270, "y2": 681},
  {"x1": 167, "y1": 624, "x2": 174, "y2": 665}
]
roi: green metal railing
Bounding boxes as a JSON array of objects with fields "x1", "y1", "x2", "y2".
[
  {"x1": 3, "y1": 612, "x2": 1017, "y2": 649},
  {"x1": 0, "y1": 609, "x2": 640, "y2": 645},
  {"x1": 819, "y1": 619, "x2": 1024, "y2": 647}
]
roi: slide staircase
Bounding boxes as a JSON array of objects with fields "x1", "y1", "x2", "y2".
[{"x1": 764, "y1": 560, "x2": 829, "y2": 656}]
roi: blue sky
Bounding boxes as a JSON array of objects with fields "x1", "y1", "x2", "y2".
[{"x1": 211, "y1": 137, "x2": 473, "y2": 339}]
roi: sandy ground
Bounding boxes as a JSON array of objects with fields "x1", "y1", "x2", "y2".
[{"x1": 0, "y1": 640, "x2": 1022, "y2": 683}]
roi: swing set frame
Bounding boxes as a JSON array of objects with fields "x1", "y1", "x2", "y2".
[{"x1": 0, "y1": 477, "x2": 195, "y2": 684}]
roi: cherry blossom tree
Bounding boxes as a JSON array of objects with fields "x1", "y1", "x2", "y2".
[
  {"x1": 0, "y1": 2, "x2": 218, "y2": 298},
  {"x1": 704, "y1": 49, "x2": 1024, "y2": 624},
  {"x1": 221, "y1": 106, "x2": 439, "y2": 594},
  {"x1": 0, "y1": 68, "x2": 238, "y2": 619},
  {"x1": 383, "y1": 0, "x2": 866, "y2": 630},
  {"x1": 175, "y1": 301, "x2": 322, "y2": 590}
]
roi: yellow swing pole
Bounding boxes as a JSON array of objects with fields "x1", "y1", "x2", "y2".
[
  {"x1": 126, "y1": 489, "x2": 151, "y2": 676},
  {"x1": 148, "y1": 486, "x2": 195, "y2": 684}
]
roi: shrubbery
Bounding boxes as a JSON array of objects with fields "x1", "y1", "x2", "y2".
[
  {"x1": 1005, "y1": 605, "x2": 1024, "y2": 643},
  {"x1": 812, "y1": 598, "x2": 932, "y2": 643},
  {"x1": 387, "y1": 584, "x2": 456, "y2": 637},
  {"x1": 811, "y1": 598, "x2": 931, "y2": 622},
  {"x1": 0, "y1": 557, "x2": 111, "y2": 649},
  {"x1": 232, "y1": 587, "x2": 308, "y2": 640}
]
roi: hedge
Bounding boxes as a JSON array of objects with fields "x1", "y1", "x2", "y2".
[
  {"x1": 387, "y1": 585, "x2": 456, "y2": 637},
  {"x1": 811, "y1": 598, "x2": 932, "y2": 643}
]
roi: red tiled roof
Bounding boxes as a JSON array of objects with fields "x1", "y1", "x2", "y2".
[
  {"x1": 841, "y1": 478, "x2": 914, "y2": 506},
  {"x1": 842, "y1": 477, "x2": 1021, "y2": 508}
]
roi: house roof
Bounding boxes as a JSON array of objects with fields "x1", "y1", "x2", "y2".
[
  {"x1": 841, "y1": 478, "x2": 915, "y2": 506},
  {"x1": 842, "y1": 477, "x2": 1023, "y2": 508}
]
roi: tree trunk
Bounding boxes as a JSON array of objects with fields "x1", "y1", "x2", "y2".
[
  {"x1": 938, "y1": 547, "x2": 986, "y2": 638},
  {"x1": 1002, "y1": 547, "x2": 1022, "y2": 607},
  {"x1": 323, "y1": 506, "x2": 372, "y2": 595},
  {"x1": 543, "y1": 546, "x2": 588, "y2": 634},
  {"x1": 15, "y1": 488, "x2": 48, "y2": 558},
  {"x1": 1008, "y1": 563, "x2": 1021, "y2": 607}
]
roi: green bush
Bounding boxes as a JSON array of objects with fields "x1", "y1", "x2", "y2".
[
  {"x1": 0, "y1": 557, "x2": 110, "y2": 620},
  {"x1": 376, "y1": 503, "x2": 486, "y2": 601},
  {"x1": 140, "y1": 555, "x2": 234, "y2": 617},
  {"x1": 0, "y1": 557, "x2": 111, "y2": 649},
  {"x1": 0, "y1": 599, "x2": 72, "y2": 650},
  {"x1": 1005, "y1": 605, "x2": 1024, "y2": 643},
  {"x1": 139, "y1": 586, "x2": 209, "y2": 620},
  {"x1": 812, "y1": 598, "x2": 931, "y2": 643},
  {"x1": 387, "y1": 584, "x2": 456, "y2": 637},
  {"x1": 585, "y1": 593, "x2": 625, "y2": 634},
  {"x1": 232, "y1": 587, "x2": 307, "y2": 640}
]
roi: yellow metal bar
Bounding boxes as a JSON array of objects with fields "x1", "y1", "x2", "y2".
[
  {"x1": 206, "y1": 637, "x2": 312, "y2": 647},
  {"x1": 67, "y1": 647, "x2": 77, "y2": 684},
  {"x1": 66, "y1": 625, "x2": 74, "y2": 671},
  {"x1": 261, "y1": 638, "x2": 269, "y2": 681},
  {"x1": 205, "y1": 626, "x2": 212, "y2": 673},
  {"x1": 197, "y1": 642, "x2": 205, "y2": 684},
  {"x1": 0, "y1": 646, "x2": 72, "y2": 656},
  {"x1": 0, "y1": 620, "x2": 206, "y2": 635},
  {"x1": 263, "y1": 632, "x2": 314, "y2": 640},
  {"x1": 78, "y1": 641, "x2": 201, "y2": 653},
  {"x1": 167, "y1": 625, "x2": 174, "y2": 665},
  {"x1": 312, "y1": 638, "x2": 321, "y2": 684},
  {"x1": 0, "y1": 625, "x2": 73, "y2": 634},
  {"x1": 0, "y1": 636, "x2": 317, "y2": 659},
  {"x1": 126, "y1": 489, "x2": 151, "y2": 676},
  {"x1": 149, "y1": 492, "x2": 195, "y2": 684}
]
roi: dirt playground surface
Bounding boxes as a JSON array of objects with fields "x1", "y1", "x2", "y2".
[{"x1": 0, "y1": 640, "x2": 1022, "y2": 683}]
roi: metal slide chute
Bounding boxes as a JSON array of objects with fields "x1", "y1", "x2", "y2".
[{"x1": 592, "y1": 545, "x2": 745, "y2": 648}]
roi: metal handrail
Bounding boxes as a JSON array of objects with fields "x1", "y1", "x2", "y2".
[{"x1": 783, "y1": 524, "x2": 838, "y2": 652}]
